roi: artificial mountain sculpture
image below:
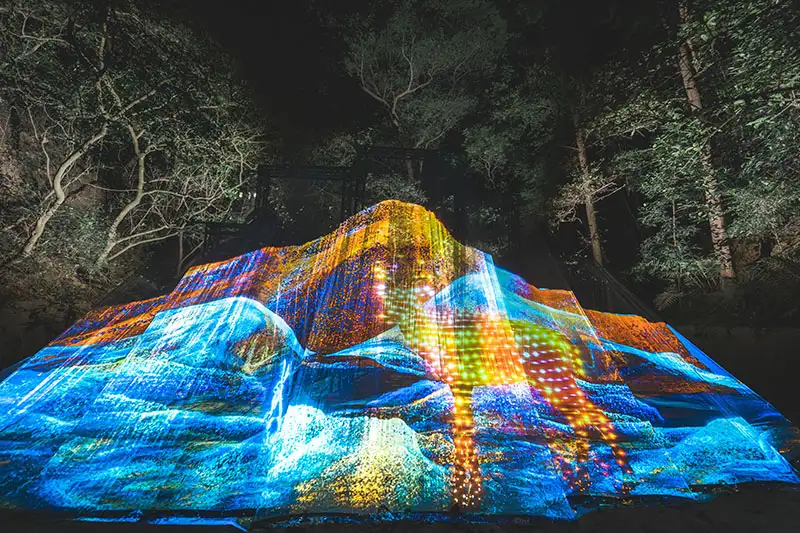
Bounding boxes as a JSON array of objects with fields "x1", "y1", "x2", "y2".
[{"x1": 0, "y1": 201, "x2": 798, "y2": 528}]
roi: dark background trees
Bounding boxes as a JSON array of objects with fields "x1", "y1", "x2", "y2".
[{"x1": 1, "y1": 0, "x2": 799, "y2": 369}]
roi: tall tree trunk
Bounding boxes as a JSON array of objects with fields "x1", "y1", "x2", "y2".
[
  {"x1": 8, "y1": 101, "x2": 21, "y2": 151},
  {"x1": 678, "y1": 0, "x2": 736, "y2": 290},
  {"x1": 176, "y1": 231, "x2": 184, "y2": 278},
  {"x1": 584, "y1": 194, "x2": 603, "y2": 267},
  {"x1": 573, "y1": 108, "x2": 603, "y2": 267},
  {"x1": 22, "y1": 125, "x2": 108, "y2": 257},
  {"x1": 405, "y1": 157, "x2": 415, "y2": 181},
  {"x1": 96, "y1": 126, "x2": 146, "y2": 266}
]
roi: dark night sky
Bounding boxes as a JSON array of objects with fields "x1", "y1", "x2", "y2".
[{"x1": 179, "y1": 1, "x2": 369, "y2": 153}]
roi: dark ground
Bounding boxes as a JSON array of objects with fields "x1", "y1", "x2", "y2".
[{"x1": 3, "y1": 483, "x2": 800, "y2": 532}]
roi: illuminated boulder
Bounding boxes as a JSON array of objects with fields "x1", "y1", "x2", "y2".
[{"x1": 0, "y1": 200, "x2": 797, "y2": 528}]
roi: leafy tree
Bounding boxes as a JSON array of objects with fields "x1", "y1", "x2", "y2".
[
  {"x1": 461, "y1": 64, "x2": 561, "y2": 248},
  {"x1": 551, "y1": 77, "x2": 629, "y2": 268},
  {"x1": 342, "y1": 0, "x2": 508, "y2": 154},
  {"x1": 582, "y1": 0, "x2": 800, "y2": 320},
  {"x1": 0, "y1": 0, "x2": 266, "y2": 264},
  {"x1": 719, "y1": 0, "x2": 800, "y2": 257}
]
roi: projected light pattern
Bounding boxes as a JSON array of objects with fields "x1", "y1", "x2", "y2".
[{"x1": 0, "y1": 201, "x2": 798, "y2": 527}]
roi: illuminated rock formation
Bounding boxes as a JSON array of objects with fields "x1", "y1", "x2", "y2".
[{"x1": 0, "y1": 201, "x2": 797, "y2": 527}]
